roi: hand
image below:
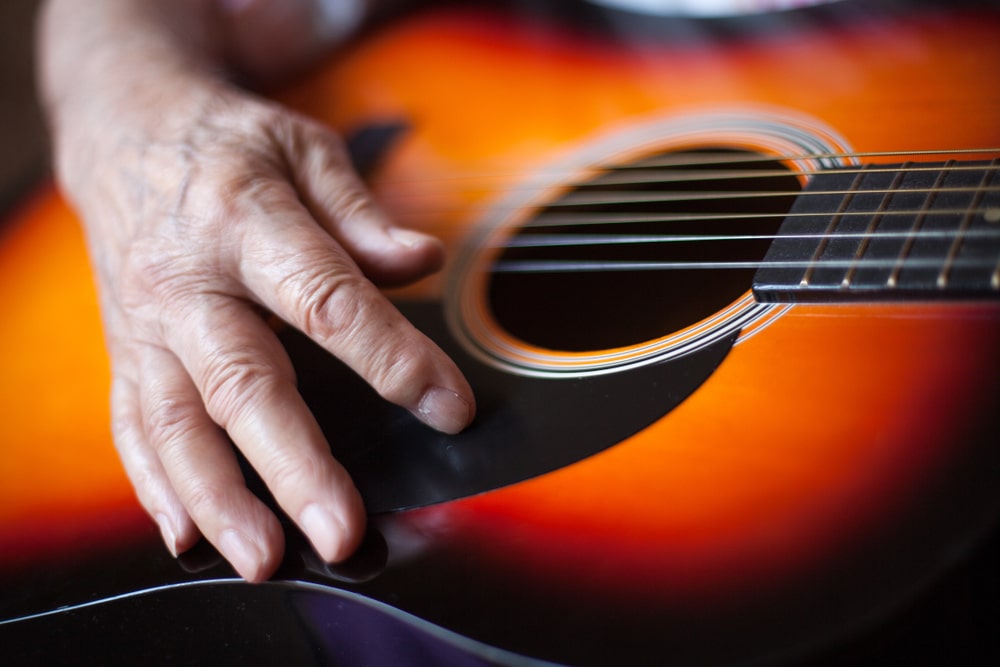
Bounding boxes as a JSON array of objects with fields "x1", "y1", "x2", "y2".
[{"x1": 57, "y1": 77, "x2": 474, "y2": 582}]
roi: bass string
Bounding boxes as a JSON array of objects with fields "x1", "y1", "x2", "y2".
[
  {"x1": 372, "y1": 148, "x2": 1000, "y2": 187},
  {"x1": 383, "y1": 179, "x2": 1000, "y2": 214},
  {"x1": 543, "y1": 185, "x2": 1000, "y2": 208},
  {"x1": 543, "y1": 163, "x2": 997, "y2": 188},
  {"x1": 387, "y1": 162, "x2": 1000, "y2": 191}
]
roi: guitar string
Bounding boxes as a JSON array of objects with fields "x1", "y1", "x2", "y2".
[
  {"x1": 387, "y1": 189, "x2": 1000, "y2": 222},
  {"x1": 373, "y1": 148, "x2": 1000, "y2": 186},
  {"x1": 488, "y1": 258, "x2": 1000, "y2": 273},
  {"x1": 540, "y1": 163, "x2": 996, "y2": 187},
  {"x1": 384, "y1": 162, "x2": 1000, "y2": 190},
  {"x1": 539, "y1": 185, "x2": 1000, "y2": 209},
  {"x1": 517, "y1": 208, "x2": 1000, "y2": 228},
  {"x1": 381, "y1": 181, "x2": 1000, "y2": 212},
  {"x1": 498, "y1": 229, "x2": 1000, "y2": 248},
  {"x1": 382, "y1": 151, "x2": 999, "y2": 275}
]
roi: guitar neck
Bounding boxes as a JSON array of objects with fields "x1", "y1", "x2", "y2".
[{"x1": 753, "y1": 159, "x2": 1000, "y2": 303}]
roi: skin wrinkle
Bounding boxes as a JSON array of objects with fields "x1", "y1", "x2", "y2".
[
  {"x1": 143, "y1": 382, "x2": 243, "y2": 507},
  {"x1": 257, "y1": 435, "x2": 331, "y2": 501},
  {"x1": 111, "y1": 373, "x2": 195, "y2": 557},
  {"x1": 138, "y1": 345, "x2": 287, "y2": 579},
  {"x1": 143, "y1": 389, "x2": 209, "y2": 458},
  {"x1": 288, "y1": 263, "x2": 368, "y2": 348},
  {"x1": 369, "y1": 339, "x2": 431, "y2": 408},
  {"x1": 200, "y1": 355, "x2": 292, "y2": 431}
]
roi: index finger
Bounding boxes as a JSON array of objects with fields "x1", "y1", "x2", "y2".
[{"x1": 235, "y1": 186, "x2": 475, "y2": 435}]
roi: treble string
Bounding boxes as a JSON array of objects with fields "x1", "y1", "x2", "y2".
[
  {"x1": 553, "y1": 163, "x2": 996, "y2": 188},
  {"x1": 489, "y1": 258, "x2": 1000, "y2": 274},
  {"x1": 519, "y1": 208, "x2": 999, "y2": 228},
  {"x1": 499, "y1": 228, "x2": 1000, "y2": 248}
]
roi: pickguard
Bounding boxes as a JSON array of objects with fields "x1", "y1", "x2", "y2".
[{"x1": 279, "y1": 302, "x2": 734, "y2": 513}]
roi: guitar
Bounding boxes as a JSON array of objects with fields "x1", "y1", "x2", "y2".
[{"x1": 2, "y1": 1, "x2": 999, "y2": 664}]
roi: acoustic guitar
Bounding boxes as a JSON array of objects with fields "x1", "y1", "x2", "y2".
[{"x1": 2, "y1": 1, "x2": 998, "y2": 664}]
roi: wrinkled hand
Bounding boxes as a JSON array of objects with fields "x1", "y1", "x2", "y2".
[{"x1": 58, "y1": 80, "x2": 474, "y2": 581}]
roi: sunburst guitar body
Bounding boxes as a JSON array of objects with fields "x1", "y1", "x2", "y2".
[{"x1": 2, "y1": 2, "x2": 999, "y2": 665}]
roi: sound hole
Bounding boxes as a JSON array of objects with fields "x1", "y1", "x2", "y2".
[{"x1": 487, "y1": 149, "x2": 802, "y2": 352}]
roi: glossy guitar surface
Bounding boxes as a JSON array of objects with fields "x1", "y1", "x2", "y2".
[{"x1": 2, "y1": 1, "x2": 999, "y2": 665}]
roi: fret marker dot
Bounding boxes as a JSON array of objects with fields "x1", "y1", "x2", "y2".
[{"x1": 986, "y1": 208, "x2": 1000, "y2": 223}]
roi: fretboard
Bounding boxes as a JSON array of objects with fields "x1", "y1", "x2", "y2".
[{"x1": 752, "y1": 160, "x2": 1000, "y2": 303}]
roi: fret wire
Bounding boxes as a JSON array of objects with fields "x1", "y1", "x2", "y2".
[
  {"x1": 989, "y1": 159, "x2": 1000, "y2": 291},
  {"x1": 938, "y1": 165, "x2": 993, "y2": 288},
  {"x1": 843, "y1": 168, "x2": 907, "y2": 288},
  {"x1": 887, "y1": 164, "x2": 951, "y2": 288},
  {"x1": 801, "y1": 167, "x2": 867, "y2": 287}
]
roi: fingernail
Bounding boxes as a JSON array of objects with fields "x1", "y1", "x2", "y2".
[
  {"x1": 417, "y1": 387, "x2": 473, "y2": 435},
  {"x1": 156, "y1": 513, "x2": 178, "y2": 558},
  {"x1": 219, "y1": 529, "x2": 264, "y2": 581},
  {"x1": 300, "y1": 503, "x2": 347, "y2": 563}
]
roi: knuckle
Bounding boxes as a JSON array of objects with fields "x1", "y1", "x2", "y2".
[
  {"x1": 263, "y1": 452, "x2": 323, "y2": 496},
  {"x1": 281, "y1": 264, "x2": 369, "y2": 345},
  {"x1": 326, "y1": 186, "x2": 375, "y2": 223},
  {"x1": 117, "y1": 237, "x2": 202, "y2": 317},
  {"x1": 213, "y1": 168, "x2": 293, "y2": 223},
  {"x1": 183, "y1": 482, "x2": 230, "y2": 520},
  {"x1": 369, "y1": 344, "x2": 431, "y2": 406},
  {"x1": 199, "y1": 351, "x2": 289, "y2": 428},
  {"x1": 144, "y1": 393, "x2": 201, "y2": 451},
  {"x1": 276, "y1": 109, "x2": 347, "y2": 165}
]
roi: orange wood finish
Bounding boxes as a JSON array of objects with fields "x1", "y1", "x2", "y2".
[{"x1": 2, "y1": 5, "x2": 999, "y2": 596}]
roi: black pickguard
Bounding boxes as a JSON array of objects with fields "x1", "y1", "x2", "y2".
[{"x1": 279, "y1": 301, "x2": 735, "y2": 513}]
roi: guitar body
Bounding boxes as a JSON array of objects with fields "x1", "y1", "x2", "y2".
[{"x1": 2, "y1": 2, "x2": 999, "y2": 665}]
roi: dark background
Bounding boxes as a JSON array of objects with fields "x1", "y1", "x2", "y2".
[{"x1": 0, "y1": 0, "x2": 47, "y2": 215}]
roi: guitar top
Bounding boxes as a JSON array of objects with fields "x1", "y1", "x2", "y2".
[{"x1": 2, "y1": 1, "x2": 999, "y2": 665}]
